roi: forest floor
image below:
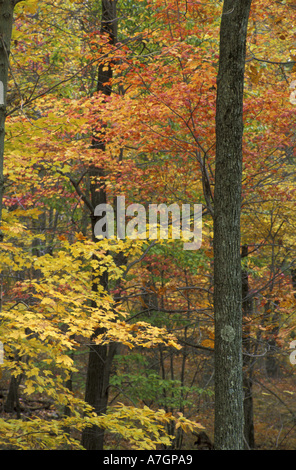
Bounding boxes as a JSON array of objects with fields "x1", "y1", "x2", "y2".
[{"x1": 195, "y1": 364, "x2": 296, "y2": 451}]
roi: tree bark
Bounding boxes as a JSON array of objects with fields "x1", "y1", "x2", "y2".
[
  {"x1": 242, "y1": 245, "x2": 255, "y2": 449},
  {"x1": 1, "y1": 0, "x2": 25, "y2": 417},
  {"x1": 0, "y1": 0, "x2": 17, "y2": 238},
  {"x1": 81, "y1": 0, "x2": 118, "y2": 451},
  {"x1": 213, "y1": 0, "x2": 252, "y2": 450}
]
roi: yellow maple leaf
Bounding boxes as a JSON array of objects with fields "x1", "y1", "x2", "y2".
[
  {"x1": 56, "y1": 355, "x2": 73, "y2": 367},
  {"x1": 24, "y1": 381, "x2": 35, "y2": 395}
]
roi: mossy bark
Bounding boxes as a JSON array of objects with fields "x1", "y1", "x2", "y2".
[
  {"x1": 214, "y1": 0, "x2": 252, "y2": 450},
  {"x1": 0, "y1": 0, "x2": 16, "y2": 237}
]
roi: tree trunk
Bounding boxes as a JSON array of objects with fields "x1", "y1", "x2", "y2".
[
  {"x1": 1, "y1": 0, "x2": 24, "y2": 417},
  {"x1": 213, "y1": 0, "x2": 252, "y2": 450},
  {"x1": 81, "y1": 0, "x2": 118, "y2": 451},
  {"x1": 4, "y1": 373, "x2": 22, "y2": 418},
  {"x1": 0, "y1": 0, "x2": 18, "y2": 237},
  {"x1": 242, "y1": 245, "x2": 255, "y2": 449}
]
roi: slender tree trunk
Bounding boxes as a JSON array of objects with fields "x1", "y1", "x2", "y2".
[
  {"x1": 242, "y1": 245, "x2": 255, "y2": 449},
  {"x1": 0, "y1": 0, "x2": 15, "y2": 409},
  {"x1": 81, "y1": 0, "x2": 118, "y2": 451},
  {"x1": 213, "y1": 0, "x2": 252, "y2": 450},
  {"x1": 1, "y1": 0, "x2": 24, "y2": 417},
  {"x1": 0, "y1": 0, "x2": 18, "y2": 237},
  {"x1": 291, "y1": 269, "x2": 296, "y2": 300},
  {"x1": 0, "y1": 0, "x2": 25, "y2": 224}
]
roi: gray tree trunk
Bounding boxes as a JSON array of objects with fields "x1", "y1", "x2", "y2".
[
  {"x1": 242, "y1": 245, "x2": 255, "y2": 449},
  {"x1": 1, "y1": 0, "x2": 25, "y2": 415},
  {"x1": 0, "y1": 0, "x2": 19, "y2": 237},
  {"x1": 214, "y1": 0, "x2": 252, "y2": 450}
]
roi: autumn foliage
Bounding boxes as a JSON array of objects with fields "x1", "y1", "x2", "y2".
[{"x1": 0, "y1": 0, "x2": 295, "y2": 450}]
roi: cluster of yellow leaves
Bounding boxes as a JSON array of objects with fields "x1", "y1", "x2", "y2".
[
  {"x1": 84, "y1": 404, "x2": 204, "y2": 450},
  {"x1": 0, "y1": 402, "x2": 203, "y2": 450},
  {"x1": 0, "y1": 214, "x2": 186, "y2": 449}
]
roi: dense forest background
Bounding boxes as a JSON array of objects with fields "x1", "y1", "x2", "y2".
[{"x1": 0, "y1": 0, "x2": 295, "y2": 450}]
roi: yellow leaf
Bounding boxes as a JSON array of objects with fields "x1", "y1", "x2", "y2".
[
  {"x1": 24, "y1": 381, "x2": 35, "y2": 395},
  {"x1": 201, "y1": 339, "x2": 214, "y2": 348},
  {"x1": 41, "y1": 297, "x2": 56, "y2": 307},
  {"x1": 56, "y1": 355, "x2": 73, "y2": 367}
]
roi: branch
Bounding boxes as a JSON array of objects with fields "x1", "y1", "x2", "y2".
[
  {"x1": 254, "y1": 378, "x2": 296, "y2": 422},
  {"x1": 249, "y1": 56, "x2": 296, "y2": 67},
  {"x1": 6, "y1": 35, "x2": 144, "y2": 116},
  {"x1": 178, "y1": 338, "x2": 214, "y2": 353},
  {"x1": 122, "y1": 241, "x2": 157, "y2": 279},
  {"x1": 56, "y1": 169, "x2": 94, "y2": 214}
]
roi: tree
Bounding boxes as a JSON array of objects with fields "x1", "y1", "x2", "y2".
[
  {"x1": 81, "y1": 0, "x2": 119, "y2": 450},
  {"x1": 1, "y1": 0, "x2": 295, "y2": 451},
  {"x1": 0, "y1": 0, "x2": 22, "y2": 238},
  {"x1": 0, "y1": 0, "x2": 205, "y2": 450},
  {"x1": 213, "y1": 0, "x2": 252, "y2": 450}
]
